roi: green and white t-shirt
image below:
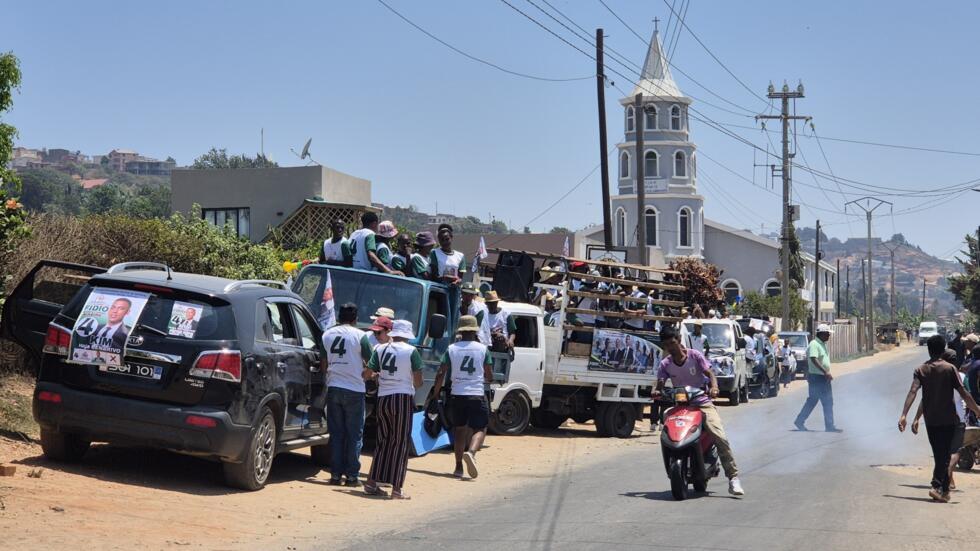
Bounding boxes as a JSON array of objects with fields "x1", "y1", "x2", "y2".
[
  {"x1": 441, "y1": 341, "x2": 492, "y2": 396},
  {"x1": 465, "y1": 300, "x2": 492, "y2": 346},
  {"x1": 369, "y1": 341, "x2": 424, "y2": 397},
  {"x1": 429, "y1": 249, "x2": 466, "y2": 279},
  {"x1": 348, "y1": 228, "x2": 377, "y2": 270},
  {"x1": 322, "y1": 324, "x2": 373, "y2": 392},
  {"x1": 321, "y1": 237, "x2": 350, "y2": 264},
  {"x1": 376, "y1": 242, "x2": 393, "y2": 268},
  {"x1": 391, "y1": 253, "x2": 409, "y2": 272},
  {"x1": 486, "y1": 309, "x2": 517, "y2": 339},
  {"x1": 409, "y1": 253, "x2": 430, "y2": 279}
]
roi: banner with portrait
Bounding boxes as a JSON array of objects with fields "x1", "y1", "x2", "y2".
[
  {"x1": 587, "y1": 328, "x2": 662, "y2": 375},
  {"x1": 168, "y1": 301, "x2": 203, "y2": 338},
  {"x1": 68, "y1": 287, "x2": 151, "y2": 368}
]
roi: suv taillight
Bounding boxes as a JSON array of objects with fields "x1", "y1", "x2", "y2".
[
  {"x1": 190, "y1": 350, "x2": 242, "y2": 383},
  {"x1": 43, "y1": 325, "x2": 71, "y2": 356}
]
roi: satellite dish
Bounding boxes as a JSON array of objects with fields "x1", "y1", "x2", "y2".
[{"x1": 300, "y1": 138, "x2": 312, "y2": 159}]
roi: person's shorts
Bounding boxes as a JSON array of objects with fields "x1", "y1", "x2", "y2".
[
  {"x1": 450, "y1": 395, "x2": 489, "y2": 430},
  {"x1": 952, "y1": 422, "x2": 966, "y2": 452}
]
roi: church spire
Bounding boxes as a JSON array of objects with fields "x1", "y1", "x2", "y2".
[{"x1": 631, "y1": 28, "x2": 684, "y2": 99}]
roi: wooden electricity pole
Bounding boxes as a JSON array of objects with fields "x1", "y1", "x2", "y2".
[{"x1": 596, "y1": 29, "x2": 612, "y2": 249}]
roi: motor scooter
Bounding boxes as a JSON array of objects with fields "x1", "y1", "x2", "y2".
[{"x1": 658, "y1": 386, "x2": 720, "y2": 500}]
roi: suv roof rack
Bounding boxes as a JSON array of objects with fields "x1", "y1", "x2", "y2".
[
  {"x1": 106, "y1": 261, "x2": 171, "y2": 274},
  {"x1": 223, "y1": 279, "x2": 289, "y2": 293}
]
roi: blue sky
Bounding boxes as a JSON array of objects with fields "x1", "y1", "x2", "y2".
[{"x1": 7, "y1": 0, "x2": 980, "y2": 258}]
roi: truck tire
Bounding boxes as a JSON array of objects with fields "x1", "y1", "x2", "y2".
[
  {"x1": 223, "y1": 408, "x2": 276, "y2": 491},
  {"x1": 598, "y1": 402, "x2": 636, "y2": 438},
  {"x1": 595, "y1": 403, "x2": 613, "y2": 436},
  {"x1": 530, "y1": 409, "x2": 568, "y2": 430},
  {"x1": 488, "y1": 392, "x2": 531, "y2": 436},
  {"x1": 40, "y1": 428, "x2": 90, "y2": 462}
]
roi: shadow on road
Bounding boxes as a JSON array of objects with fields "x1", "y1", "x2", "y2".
[
  {"x1": 882, "y1": 494, "x2": 952, "y2": 504},
  {"x1": 621, "y1": 490, "x2": 684, "y2": 501},
  {"x1": 13, "y1": 444, "x2": 322, "y2": 496}
]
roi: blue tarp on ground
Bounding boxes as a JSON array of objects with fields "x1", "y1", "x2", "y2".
[{"x1": 409, "y1": 411, "x2": 451, "y2": 457}]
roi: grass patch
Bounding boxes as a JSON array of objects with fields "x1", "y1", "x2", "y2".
[{"x1": 0, "y1": 374, "x2": 38, "y2": 440}]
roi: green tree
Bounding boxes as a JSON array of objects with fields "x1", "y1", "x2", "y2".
[
  {"x1": 19, "y1": 168, "x2": 82, "y2": 214},
  {"x1": 123, "y1": 184, "x2": 171, "y2": 219},
  {"x1": 948, "y1": 231, "x2": 980, "y2": 318},
  {"x1": 83, "y1": 184, "x2": 126, "y2": 215},
  {"x1": 0, "y1": 51, "x2": 30, "y2": 294},
  {"x1": 737, "y1": 290, "x2": 810, "y2": 328},
  {"x1": 549, "y1": 226, "x2": 571, "y2": 234},
  {"x1": 191, "y1": 147, "x2": 278, "y2": 169}
]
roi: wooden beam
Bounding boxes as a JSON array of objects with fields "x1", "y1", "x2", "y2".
[
  {"x1": 567, "y1": 290, "x2": 685, "y2": 308},
  {"x1": 486, "y1": 247, "x2": 679, "y2": 275},
  {"x1": 569, "y1": 272, "x2": 685, "y2": 292},
  {"x1": 566, "y1": 308, "x2": 683, "y2": 322}
]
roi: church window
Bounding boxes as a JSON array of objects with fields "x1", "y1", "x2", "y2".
[
  {"x1": 721, "y1": 279, "x2": 742, "y2": 304},
  {"x1": 626, "y1": 106, "x2": 635, "y2": 132},
  {"x1": 674, "y1": 151, "x2": 687, "y2": 178},
  {"x1": 765, "y1": 279, "x2": 782, "y2": 297},
  {"x1": 620, "y1": 151, "x2": 630, "y2": 179},
  {"x1": 678, "y1": 207, "x2": 691, "y2": 247},
  {"x1": 644, "y1": 106, "x2": 657, "y2": 130},
  {"x1": 671, "y1": 104, "x2": 682, "y2": 130},
  {"x1": 616, "y1": 208, "x2": 627, "y2": 247},
  {"x1": 644, "y1": 150, "x2": 658, "y2": 178},
  {"x1": 644, "y1": 207, "x2": 658, "y2": 247}
]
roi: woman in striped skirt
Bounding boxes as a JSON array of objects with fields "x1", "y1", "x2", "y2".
[{"x1": 363, "y1": 319, "x2": 424, "y2": 499}]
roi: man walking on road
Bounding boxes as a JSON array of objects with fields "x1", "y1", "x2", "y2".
[
  {"x1": 899, "y1": 335, "x2": 980, "y2": 502},
  {"x1": 794, "y1": 324, "x2": 842, "y2": 432}
]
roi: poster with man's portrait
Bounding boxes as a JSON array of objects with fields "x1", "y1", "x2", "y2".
[
  {"x1": 168, "y1": 301, "x2": 203, "y2": 338},
  {"x1": 68, "y1": 288, "x2": 151, "y2": 368},
  {"x1": 588, "y1": 328, "x2": 662, "y2": 375}
]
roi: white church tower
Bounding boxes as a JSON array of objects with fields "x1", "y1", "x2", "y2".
[{"x1": 610, "y1": 28, "x2": 703, "y2": 261}]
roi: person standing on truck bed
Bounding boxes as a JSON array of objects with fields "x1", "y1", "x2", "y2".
[
  {"x1": 322, "y1": 303, "x2": 375, "y2": 487},
  {"x1": 461, "y1": 283, "x2": 491, "y2": 346},
  {"x1": 655, "y1": 326, "x2": 745, "y2": 496},
  {"x1": 375, "y1": 221, "x2": 399, "y2": 269},
  {"x1": 483, "y1": 291, "x2": 516, "y2": 351},
  {"x1": 349, "y1": 212, "x2": 403, "y2": 275},
  {"x1": 408, "y1": 231, "x2": 436, "y2": 279},
  {"x1": 364, "y1": 320, "x2": 424, "y2": 499},
  {"x1": 430, "y1": 315, "x2": 493, "y2": 479},
  {"x1": 391, "y1": 233, "x2": 412, "y2": 273},
  {"x1": 319, "y1": 219, "x2": 351, "y2": 266},
  {"x1": 430, "y1": 227, "x2": 465, "y2": 286}
]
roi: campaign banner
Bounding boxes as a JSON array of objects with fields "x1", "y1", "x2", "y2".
[
  {"x1": 316, "y1": 270, "x2": 336, "y2": 330},
  {"x1": 168, "y1": 301, "x2": 203, "y2": 338},
  {"x1": 69, "y1": 287, "x2": 151, "y2": 368},
  {"x1": 588, "y1": 328, "x2": 662, "y2": 375}
]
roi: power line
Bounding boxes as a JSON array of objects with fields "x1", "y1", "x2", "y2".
[
  {"x1": 664, "y1": 0, "x2": 689, "y2": 64},
  {"x1": 595, "y1": 0, "x2": 646, "y2": 42},
  {"x1": 376, "y1": 0, "x2": 594, "y2": 82}
]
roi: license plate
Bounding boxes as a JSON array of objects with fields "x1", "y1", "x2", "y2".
[{"x1": 99, "y1": 362, "x2": 163, "y2": 380}]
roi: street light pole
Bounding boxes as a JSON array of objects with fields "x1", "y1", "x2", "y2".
[{"x1": 845, "y1": 197, "x2": 892, "y2": 351}]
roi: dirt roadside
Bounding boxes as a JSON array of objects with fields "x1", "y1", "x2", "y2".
[{"x1": 0, "y1": 345, "x2": 912, "y2": 550}]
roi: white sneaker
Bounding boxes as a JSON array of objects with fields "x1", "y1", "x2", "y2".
[
  {"x1": 728, "y1": 477, "x2": 745, "y2": 496},
  {"x1": 463, "y1": 451, "x2": 479, "y2": 479}
]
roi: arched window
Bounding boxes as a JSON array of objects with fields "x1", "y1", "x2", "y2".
[
  {"x1": 644, "y1": 207, "x2": 658, "y2": 247},
  {"x1": 644, "y1": 150, "x2": 658, "y2": 178},
  {"x1": 616, "y1": 208, "x2": 627, "y2": 247},
  {"x1": 619, "y1": 151, "x2": 630, "y2": 180},
  {"x1": 626, "y1": 106, "x2": 635, "y2": 132},
  {"x1": 644, "y1": 105, "x2": 657, "y2": 130},
  {"x1": 721, "y1": 279, "x2": 742, "y2": 304},
  {"x1": 764, "y1": 279, "x2": 782, "y2": 297},
  {"x1": 674, "y1": 151, "x2": 687, "y2": 178},
  {"x1": 670, "y1": 104, "x2": 681, "y2": 130},
  {"x1": 678, "y1": 207, "x2": 692, "y2": 248}
]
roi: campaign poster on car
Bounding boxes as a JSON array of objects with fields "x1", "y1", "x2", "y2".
[
  {"x1": 588, "y1": 328, "x2": 661, "y2": 375},
  {"x1": 168, "y1": 301, "x2": 203, "y2": 338},
  {"x1": 68, "y1": 287, "x2": 151, "y2": 368}
]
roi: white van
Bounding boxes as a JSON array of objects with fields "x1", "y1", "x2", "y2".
[{"x1": 918, "y1": 321, "x2": 938, "y2": 346}]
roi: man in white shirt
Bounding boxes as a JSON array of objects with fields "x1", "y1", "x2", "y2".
[
  {"x1": 687, "y1": 321, "x2": 706, "y2": 354},
  {"x1": 93, "y1": 298, "x2": 132, "y2": 351}
]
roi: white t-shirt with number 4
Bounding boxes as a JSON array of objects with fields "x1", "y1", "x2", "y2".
[
  {"x1": 443, "y1": 341, "x2": 491, "y2": 396},
  {"x1": 322, "y1": 324, "x2": 372, "y2": 393},
  {"x1": 371, "y1": 341, "x2": 423, "y2": 397}
]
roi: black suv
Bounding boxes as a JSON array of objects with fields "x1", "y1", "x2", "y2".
[{"x1": 1, "y1": 260, "x2": 330, "y2": 490}]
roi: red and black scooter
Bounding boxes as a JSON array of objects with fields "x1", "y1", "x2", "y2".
[{"x1": 658, "y1": 386, "x2": 721, "y2": 500}]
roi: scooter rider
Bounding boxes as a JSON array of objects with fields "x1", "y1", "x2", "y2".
[{"x1": 653, "y1": 325, "x2": 745, "y2": 496}]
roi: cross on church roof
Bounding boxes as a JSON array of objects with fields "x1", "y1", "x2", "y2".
[{"x1": 653, "y1": 17, "x2": 659, "y2": 33}]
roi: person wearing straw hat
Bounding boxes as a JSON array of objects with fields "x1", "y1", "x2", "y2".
[
  {"x1": 484, "y1": 290, "x2": 516, "y2": 351},
  {"x1": 322, "y1": 303, "x2": 374, "y2": 486},
  {"x1": 375, "y1": 221, "x2": 402, "y2": 273},
  {"x1": 794, "y1": 324, "x2": 842, "y2": 432},
  {"x1": 460, "y1": 282, "x2": 491, "y2": 346},
  {"x1": 431, "y1": 315, "x2": 493, "y2": 479},
  {"x1": 364, "y1": 320, "x2": 423, "y2": 499},
  {"x1": 408, "y1": 231, "x2": 436, "y2": 280}
]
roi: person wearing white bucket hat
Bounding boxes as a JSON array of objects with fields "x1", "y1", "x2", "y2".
[
  {"x1": 794, "y1": 324, "x2": 841, "y2": 432},
  {"x1": 364, "y1": 319, "x2": 423, "y2": 499}
]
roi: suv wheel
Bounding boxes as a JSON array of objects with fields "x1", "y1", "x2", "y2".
[
  {"x1": 40, "y1": 428, "x2": 90, "y2": 462},
  {"x1": 223, "y1": 408, "x2": 276, "y2": 491}
]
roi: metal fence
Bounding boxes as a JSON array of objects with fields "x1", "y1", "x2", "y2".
[{"x1": 826, "y1": 322, "x2": 861, "y2": 361}]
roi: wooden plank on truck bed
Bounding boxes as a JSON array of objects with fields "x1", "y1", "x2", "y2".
[
  {"x1": 564, "y1": 309, "x2": 684, "y2": 322},
  {"x1": 486, "y1": 247, "x2": 679, "y2": 275},
  {"x1": 567, "y1": 290, "x2": 685, "y2": 308},
  {"x1": 569, "y1": 272, "x2": 685, "y2": 292}
]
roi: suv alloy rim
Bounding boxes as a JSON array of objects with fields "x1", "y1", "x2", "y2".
[{"x1": 254, "y1": 416, "x2": 275, "y2": 483}]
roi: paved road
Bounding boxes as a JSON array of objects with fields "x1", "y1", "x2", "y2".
[{"x1": 339, "y1": 346, "x2": 975, "y2": 551}]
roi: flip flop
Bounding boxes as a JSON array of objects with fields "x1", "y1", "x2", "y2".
[
  {"x1": 364, "y1": 482, "x2": 389, "y2": 497},
  {"x1": 391, "y1": 489, "x2": 411, "y2": 500}
]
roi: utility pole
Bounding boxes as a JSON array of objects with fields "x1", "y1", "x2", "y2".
[
  {"x1": 757, "y1": 82, "x2": 809, "y2": 328},
  {"x1": 634, "y1": 94, "x2": 647, "y2": 265},
  {"x1": 921, "y1": 278, "x2": 927, "y2": 322},
  {"x1": 596, "y1": 29, "x2": 613, "y2": 249},
  {"x1": 845, "y1": 263, "x2": 850, "y2": 317},
  {"x1": 861, "y1": 260, "x2": 867, "y2": 351},
  {"x1": 883, "y1": 241, "x2": 901, "y2": 324},
  {"x1": 845, "y1": 197, "x2": 892, "y2": 351},
  {"x1": 813, "y1": 219, "x2": 822, "y2": 330},
  {"x1": 836, "y1": 258, "x2": 841, "y2": 319}
]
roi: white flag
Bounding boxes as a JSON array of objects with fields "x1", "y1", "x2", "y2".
[
  {"x1": 562, "y1": 236, "x2": 570, "y2": 257},
  {"x1": 317, "y1": 271, "x2": 336, "y2": 330},
  {"x1": 471, "y1": 236, "x2": 488, "y2": 273}
]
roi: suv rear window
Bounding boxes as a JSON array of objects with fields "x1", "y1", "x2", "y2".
[{"x1": 60, "y1": 284, "x2": 237, "y2": 341}]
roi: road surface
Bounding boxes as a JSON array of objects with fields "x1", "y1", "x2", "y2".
[{"x1": 338, "y1": 346, "x2": 977, "y2": 551}]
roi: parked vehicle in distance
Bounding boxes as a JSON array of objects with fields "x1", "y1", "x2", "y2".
[
  {"x1": 918, "y1": 321, "x2": 938, "y2": 346},
  {"x1": 778, "y1": 331, "x2": 810, "y2": 378},
  {"x1": 2, "y1": 260, "x2": 332, "y2": 491},
  {"x1": 684, "y1": 319, "x2": 750, "y2": 406}
]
